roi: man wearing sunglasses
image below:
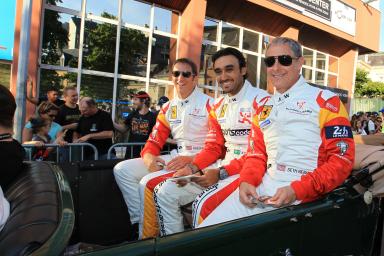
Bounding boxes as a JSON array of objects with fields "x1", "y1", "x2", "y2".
[
  {"x1": 194, "y1": 37, "x2": 354, "y2": 228},
  {"x1": 114, "y1": 58, "x2": 213, "y2": 239},
  {"x1": 151, "y1": 47, "x2": 269, "y2": 236}
]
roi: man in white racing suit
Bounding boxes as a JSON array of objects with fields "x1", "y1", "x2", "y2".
[
  {"x1": 149, "y1": 47, "x2": 269, "y2": 236},
  {"x1": 113, "y1": 58, "x2": 213, "y2": 239},
  {"x1": 194, "y1": 37, "x2": 355, "y2": 228}
]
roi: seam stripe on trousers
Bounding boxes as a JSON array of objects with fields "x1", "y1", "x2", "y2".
[{"x1": 142, "y1": 172, "x2": 174, "y2": 238}]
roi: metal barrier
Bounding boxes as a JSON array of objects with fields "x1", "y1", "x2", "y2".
[
  {"x1": 107, "y1": 142, "x2": 174, "y2": 159},
  {"x1": 22, "y1": 143, "x2": 99, "y2": 162}
]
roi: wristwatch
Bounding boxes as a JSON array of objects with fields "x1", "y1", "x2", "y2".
[
  {"x1": 188, "y1": 163, "x2": 202, "y2": 175},
  {"x1": 219, "y1": 166, "x2": 229, "y2": 180}
]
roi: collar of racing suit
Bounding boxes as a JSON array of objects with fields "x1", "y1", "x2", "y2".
[
  {"x1": 273, "y1": 75, "x2": 306, "y2": 103},
  {"x1": 225, "y1": 80, "x2": 253, "y2": 103},
  {"x1": 175, "y1": 86, "x2": 199, "y2": 106}
]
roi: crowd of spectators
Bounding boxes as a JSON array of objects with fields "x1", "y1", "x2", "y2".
[{"x1": 350, "y1": 109, "x2": 383, "y2": 135}]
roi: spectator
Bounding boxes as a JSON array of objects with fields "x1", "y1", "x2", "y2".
[
  {"x1": 0, "y1": 84, "x2": 25, "y2": 190},
  {"x1": 155, "y1": 96, "x2": 169, "y2": 113},
  {"x1": 379, "y1": 108, "x2": 384, "y2": 133},
  {"x1": 73, "y1": 97, "x2": 114, "y2": 160},
  {"x1": 0, "y1": 84, "x2": 23, "y2": 231},
  {"x1": 26, "y1": 77, "x2": 64, "y2": 106},
  {"x1": 24, "y1": 117, "x2": 54, "y2": 161},
  {"x1": 55, "y1": 86, "x2": 81, "y2": 143},
  {"x1": 375, "y1": 116, "x2": 382, "y2": 133},
  {"x1": 367, "y1": 113, "x2": 377, "y2": 135},
  {"x1": 22, "y1": 101, "x2": 65, "y2": 144},
  {"x1": 352, "y1": 119, "x2": 367, "y2": 135},
  {"x1": 114, "y1": 91, "x2": 156, "y2": 159}
]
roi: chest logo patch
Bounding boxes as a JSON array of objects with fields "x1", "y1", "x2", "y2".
[
  {"x1": 219, "y1": 104, "x2": 228, "y2": 118},
  {"x1": 238, "y1": 108, "x2": 251, "y2": 124},
  {"x1": 260, "y1": 105, "x2": 273, "y2": 121},
  {"x1": 170, "y1": 106, "x2": 177, "y2": 119}
]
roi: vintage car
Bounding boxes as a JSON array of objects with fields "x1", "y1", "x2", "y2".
[{"x1": 0, "y1": 140, "x2": 383, "y2": 256}]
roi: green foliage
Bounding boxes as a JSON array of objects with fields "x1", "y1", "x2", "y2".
[{"x1": 355, "y1": 68, "x2": 384, "y2": 98}]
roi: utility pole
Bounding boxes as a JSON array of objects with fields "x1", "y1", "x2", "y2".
[{"x1": 14, "y1": 0, "x2": 33, "y2": 142}]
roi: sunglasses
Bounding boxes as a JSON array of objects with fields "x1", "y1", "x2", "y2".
[
  {"x1": 172, "y1": 71, "x2": 193, "y2": 78},
  {"x1": 264, "y1": 55, "x2": 299, "y2": 68}
]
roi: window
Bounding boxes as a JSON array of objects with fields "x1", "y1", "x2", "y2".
[
  {"x1": 221, "y1": 22, "x2": 239, "y2": 47},
  {"x1": 40, "y1": 1, "x2": 180, "y2": 125},
  {"x1": 41, "y1": 10, "x2": 79, "y2": 68}
]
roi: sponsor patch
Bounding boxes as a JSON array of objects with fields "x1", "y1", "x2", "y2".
[
  {"x1": 260, "y1": 105, "x2": 273, "y2": 121},
  {"x1": 336, "y1": 141, "x2": 349, "y2": 156},
  {"x1": 325, "y1": 125, "x2": 352, "y2": 139},
  {"x1": 238, "y1": 108, "x2": 252, "y2": 124},
  {"x1": 222, "y1": 128, "x2": 250, "y2": 136},
  {"x1": 171, "y1": 105, "x2": 177, "y2": 119},
  {"x1": 259, "y1": 119, "x2": 271, "y2": 129},
  {"x1": 219, "y1": 104, "x2": 228, "y2": 118}
]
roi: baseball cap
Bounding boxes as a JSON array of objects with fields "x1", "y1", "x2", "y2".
[
  {"x1": 132, "y1": 91, "x2": 150, "y2": 99},
  {"x1": 379, "y1": 108, "x2": 384, "y2": 113},
  {"x1": 157, "y1": 96, "x2": 169, "y2": 106}
]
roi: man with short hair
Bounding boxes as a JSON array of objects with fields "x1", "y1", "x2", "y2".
[
  {"x1": 113, "y1": 58, "x2": 213, "y2": 239},
  {"x1": 26, "y1": 77, "x2": 64, "y2": 106},
  {"x1": 114, "y1": 91, "x2": 157, "y2": 159},
  {"x1": 194, "y1": 37, "x2": 355, "y2": 228},
  {"x1": 73, "y1": 97, "x2": 114, "y2": 160},
  {"x1": 153, "y1": 47, "x2": 269, "y2": 236},
  {"x1": 56, "y1": 86, "x2": 81, "y2": 143}
]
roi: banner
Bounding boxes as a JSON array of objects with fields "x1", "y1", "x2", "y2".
[{"x1": 272, "y1": 0, "x2": 356, "y2": 36}]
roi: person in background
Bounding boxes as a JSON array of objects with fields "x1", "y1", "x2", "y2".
[
  {"x1": 73, "y1": 97, "x2": 114, "y2": 160},
  {"x1": 22, "y1": 101, "x2": 65, "y2": 144},
  {"x1": 26, "y1": 77, "x2": 64, "y2": 107},
  {"x1": 380, "y1": 108, "x2": 384, "y2": 133},
  {"x1": 0, "y1": 84, "x2": 25, "y2": 190},
  {"x1": 114, "y1": 91, "x2": 156, "y2": 159},
  {"x1": 155, "y1": 96, "x2": 170, "y2": 116},
  {"x1": 0, "y1": 84, "x2": 24, "y2": 231},
  {"x1": 24, "y1": 117, "x2": 54, "y2": 161},
  {"x1": 55, "y1": 86, "x2": 81, "y2": 143}
]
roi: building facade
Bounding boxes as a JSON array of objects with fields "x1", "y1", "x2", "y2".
[{"x1": 10, "y1": 0, "x2": 381, "y2": 120}]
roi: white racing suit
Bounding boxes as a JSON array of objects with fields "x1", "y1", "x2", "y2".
[
  {"x1": 195, "y1": 76, "x2": 355, "y2": 228},
  {"x1": 151, "y1": 81, "x2": 269, "y2": 236},
  {"x1": 113, "y1": 88, "x2": 212, "y2": 238}
]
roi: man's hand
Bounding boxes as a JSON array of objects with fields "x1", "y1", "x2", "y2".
[
  {"x1": 268, "y1": 186, "x2": 296, "y2": 208},
  {"x1": 143, "y1": 153, "x2": 165, "y2": 172},
  {"x1": 239, "y1": 182, "x2": 258, "y2": 208},
  {"x1": 172, "y1": 165, "x2": 195, "y2": 187},
  {"x1": 73, "y1": 134, "x2": 91, "y2": 143},
  {"x1": 56, "y1": 137, "x2": 68, "y2": 147},
  {"x1": 166, "y1": 156, "x2": 193, "y2": 171},
  {"x1": 192, "y1": 168, "x2": 219, "y2": 188}
]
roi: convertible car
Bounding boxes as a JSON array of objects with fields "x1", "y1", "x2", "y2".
[{"x1": 0, "y1": 141, "x2": 383, "y2": 256}]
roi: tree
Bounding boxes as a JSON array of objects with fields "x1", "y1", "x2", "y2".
[
  {"x1": 354, "y1": 68, "x2": 384, "y2": 98},
  {"x1": 354, "y1": 68, "x2": 370, "y2": 97}
]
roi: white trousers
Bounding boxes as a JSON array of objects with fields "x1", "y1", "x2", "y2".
[
  {"x1": 113, "y1": 154, "x2": 172, "y2": 224},
  {"x1": 195, "y1": 173, "x2": 296, "y2": 228}
]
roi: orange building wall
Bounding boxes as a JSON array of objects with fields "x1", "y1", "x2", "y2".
[{"x1": 11, "y1": 0, "x2": 43, "y2": 121}]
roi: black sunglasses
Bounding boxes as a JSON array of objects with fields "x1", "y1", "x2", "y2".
[
  {"x1": 172, "y1": 71, "x2": 193, "y2": 78},
  {"x1": 264, "y1": 55, "x2": 299, "y2": 68}
]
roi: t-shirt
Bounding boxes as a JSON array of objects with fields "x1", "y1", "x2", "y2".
[
  {"x1": 56, "y1": 104, "x2": 81, "y2": 142},
  {"x1": 38, "y1": 97, "x2": 64, "y2": 107},
  {"x1": 25, "y1": 121, "x2": 62, "y2": 141},
  {"x1": 368, "y1": 120, "x2": 376, "y2": 133},
  {"x1": 0, "y1": 139, "x2": 25, "y2": 190},
  {"x1": 31, "y1": 134, "x2": 52, "y2": 161},
  {"x1": 76, "y1": 109, "x2": 114, "y2": 157},
  {"x1": 123, "y1": 110, "x2": 156, "y2": 159}
]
